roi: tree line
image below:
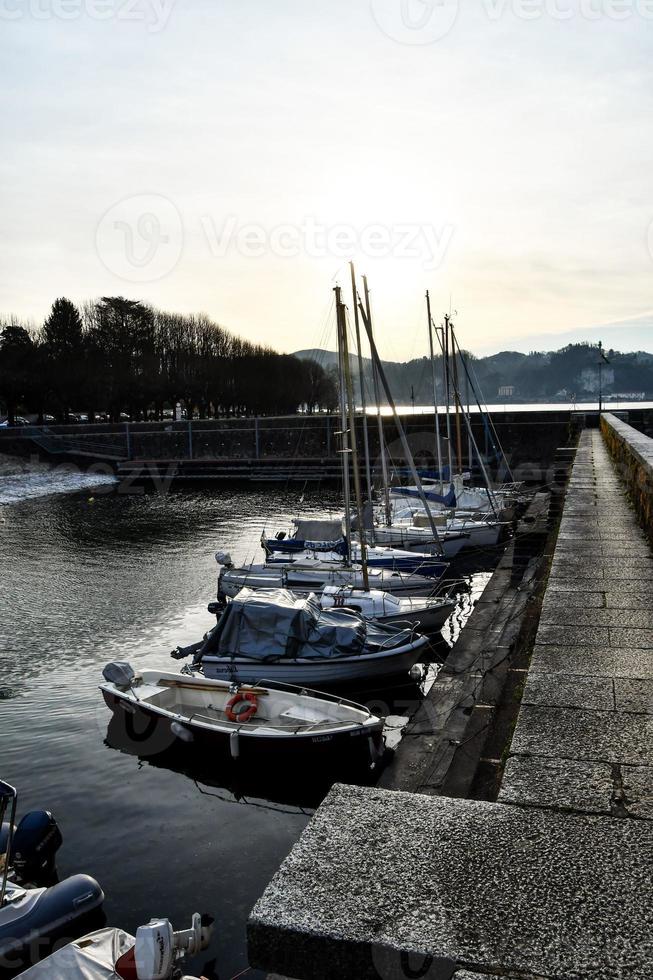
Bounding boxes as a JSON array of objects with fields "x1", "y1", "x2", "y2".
[{"x1": 0, "y1": 297, "x2": 339, "y2": 423}]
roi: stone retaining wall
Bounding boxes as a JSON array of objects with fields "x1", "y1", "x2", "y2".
[{"x1": 601, "y1": 412, "x2": 653, "y2": 542}]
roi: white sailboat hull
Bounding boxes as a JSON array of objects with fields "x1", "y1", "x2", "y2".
[
  {"x1": 218, "y1": 563, "x2": 438, "y2": 600},
  {"x1": 319, "y1": 587, "x2": 454, "y2": 635},
  {"x1": 372, "y1": 519, "x2": 502, "y2": 554}
]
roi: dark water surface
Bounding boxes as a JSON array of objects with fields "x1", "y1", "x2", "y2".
[{"x1": 0, "y1": 482, "x2": 492, "y2": 978}]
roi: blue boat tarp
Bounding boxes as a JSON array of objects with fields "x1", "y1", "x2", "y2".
[{"x1": 391, "y1": 484, "x2": 457, "y2": 507}]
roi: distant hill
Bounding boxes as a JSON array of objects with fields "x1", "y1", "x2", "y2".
[{"x1": 294, "y1": 343, "x2": 653, "y2": 402}]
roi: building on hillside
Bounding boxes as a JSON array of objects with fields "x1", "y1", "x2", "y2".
[{"x1": 498, "y1": 385, "x2": 515, "y2": 398}]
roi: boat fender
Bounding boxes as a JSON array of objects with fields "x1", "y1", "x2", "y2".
[
  {"x1": 171, "y1": 721, "x2": 194, "y2": 743},
  {"x1": 229, "y1": 731, "x2": 240, "y2": 760},
  {"x1": 225, "y1": 692, "x2": 258, "y2": 724},
  {"x1": 215, "y1": 551, "x2": 233, "y2": 567},
  {"x1": 368, "y1": 735, "x2": 385, "y2": 766}
]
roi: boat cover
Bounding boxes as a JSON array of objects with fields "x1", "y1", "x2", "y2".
[
  {"x1": 199, "y1": 588, "x2": 407, "y2": 661},
  {"x1": 16, "y1": 927, "x2": 134, "y2": 978},
  {"x1": 292, "y1": 519, "x2": 343, "y2": 540},
  {"x1": 390, "y1": 484, "x2": 457, "y2": 507}
]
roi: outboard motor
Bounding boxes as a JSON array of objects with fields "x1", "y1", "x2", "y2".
[
  {"x1": 115, "y1": 913, "x2": 213, "y2": 979},
  {"x1": 102, "y1": 661, "x2": 137, "y2": 689},
  {"x1": 0, "y1": 781, "x2": 105, "y2": 968},
  {"x1": 12, "y1": 810, "x2": 63, "y2": 883}
]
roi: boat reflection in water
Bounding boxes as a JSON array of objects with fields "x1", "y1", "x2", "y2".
[{"x1": 104, "y1": 710, "x2": 382, "y2": 813}]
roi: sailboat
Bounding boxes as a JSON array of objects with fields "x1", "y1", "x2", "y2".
[
  {"x1": 362, "y1": 293, "x2": 516, "y2": 553},
  {"x1": 216, "y1": 280, "x2": 449, "y2": 601},
  {"x1": 262, "y1": 523, "x2": 448, "y2": 577},
  {"x1": 390, "y1": 302, "x2": 525, "y2": 519}
]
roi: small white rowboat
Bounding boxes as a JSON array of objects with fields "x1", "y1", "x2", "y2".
[{"x1": 100, "y1": 664, "x2": 385, "y2": 765}]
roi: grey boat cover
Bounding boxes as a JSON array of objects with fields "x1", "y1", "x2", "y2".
[
  {"x1": 292, "y1": 519, "x2": 343, "y2": 541},
  {"x1": 199, "y1": 588, "x2": 409, "y2": 662},
  {"x1": 15, "y1": 927, "x2": 134, "y2": 978}
]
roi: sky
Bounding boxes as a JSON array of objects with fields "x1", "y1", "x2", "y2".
[{"x1": 1, "y1": 0, "x2": 653, "y2": 360}]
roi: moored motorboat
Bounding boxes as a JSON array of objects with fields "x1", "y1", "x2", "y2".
[
  {"x1": 0, "y1": 782, "x2": 104, "y2": 970},
  {"x1": 15, "y1": 912, "x2": 213, "y2": 979},
  {"x1": 172, "y1": 587, "x2": 431, "y2": 686},
  {"x1": 319, "y1": 585, "x2": 455, "y2": 635},
  {"x1": 100, "y1": 663, "x2": 385, "y2": 764}
]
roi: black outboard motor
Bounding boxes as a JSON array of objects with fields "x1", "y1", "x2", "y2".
[
  {"x1": 0, "y1": 781, "x2": 105, "y2": 968},
  {"x1": 12, "y1": 810, "x2": 63, "y2": 884}
]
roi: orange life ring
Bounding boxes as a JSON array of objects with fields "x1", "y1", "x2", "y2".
[{"x1": 225, "y1": 691, "x2": 258, "y2": 724}]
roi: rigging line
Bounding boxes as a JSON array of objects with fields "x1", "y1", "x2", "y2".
[{"x1": 462, "y1": 344, "x2": 515, "y2": 482}]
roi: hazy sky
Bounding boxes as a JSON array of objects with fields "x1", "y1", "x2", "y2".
[{"x1": 2, "y1": 0, "x2": 652, "y2": 358}]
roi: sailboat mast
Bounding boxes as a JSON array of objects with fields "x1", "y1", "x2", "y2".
[
  {"x1": 363, "y1": 276, "x2": 392, "y2": 527},
  {"x1": 357, "y1": 294, "x2": 444, "y2": 554},
  {"x1": 451, "y1": 330, "x2": 499, "y2": 515},
  {"x1": 442, "y1": 314, "x2": 454, "y2": 480},
  {"x1": 350, "y1": 262, "x2": 374, "y2": 519},
  {"x1": 449, "y1": 315, "x2": 464, "y2": 475},
  {"x1": 336, "y1": 287, "x2": 370, "y2": 591},
  {"x1": 334, "y1": 286, "x2": 353, "y2": 566},
  {"x1": 426, "y1": 290, "x2": 444, "y2": 494}
]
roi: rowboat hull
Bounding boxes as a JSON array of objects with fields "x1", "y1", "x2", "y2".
[{"x1": 100, "y1": 671, "x2": 385, "y2": 765}]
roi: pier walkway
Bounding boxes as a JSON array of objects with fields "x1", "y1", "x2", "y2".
[
  {"x1": 500, "y1": 427, "x2": 653, "y2": 818},
  {"x1": 249, "y1": 424, "x2": 653, "y2": 980}
]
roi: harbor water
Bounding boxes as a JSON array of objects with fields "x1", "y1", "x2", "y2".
[{"x1": 0, "y1": 466, "x2": 494, "y2": 977}]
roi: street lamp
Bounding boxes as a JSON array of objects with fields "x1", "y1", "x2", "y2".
[{"x1": 597, "y1": 341, "x2": 610, "y2": 416}]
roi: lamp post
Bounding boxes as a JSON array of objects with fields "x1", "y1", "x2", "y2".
[{"x1": 598, "y1": 341, "x2": 610, "y2": 417}]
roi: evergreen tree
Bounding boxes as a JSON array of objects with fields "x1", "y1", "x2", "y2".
[{"x1": 42, "y1": 298, "x2": 84, "y2": 420}]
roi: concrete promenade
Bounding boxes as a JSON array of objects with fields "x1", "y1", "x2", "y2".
[
  {"x1": 249, "y1": 426, "x2": 653, "y2": 980},
  {"x1": 500, "y1": 428, "x2": 653, "y2": 817}
]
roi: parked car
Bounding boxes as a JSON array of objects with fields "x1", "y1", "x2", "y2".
[{"x1": 0, "y1": 416, "x2": 30, "y2": 427}]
